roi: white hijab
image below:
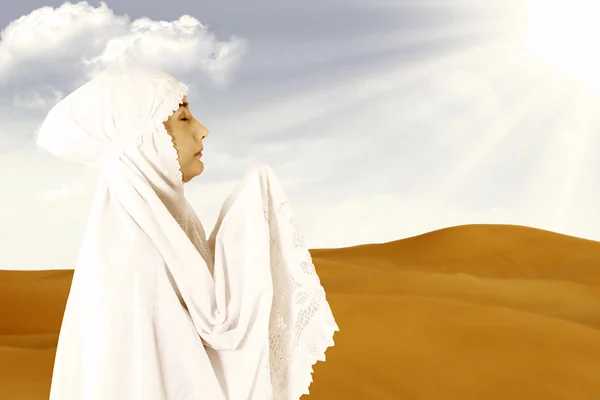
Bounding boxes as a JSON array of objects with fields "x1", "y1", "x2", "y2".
[{"x1": 36, "y1": 68, "x2": 338, "y2": 400}]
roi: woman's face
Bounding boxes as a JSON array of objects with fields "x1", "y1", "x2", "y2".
[{"x1": 163, "y1": 96, "x2": 209, "y2": 182}]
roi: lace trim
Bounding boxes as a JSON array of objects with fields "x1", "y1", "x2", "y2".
[
  {"x1": 175, "y1": 213, "x2": 214, "y2": 271},
  {"x1": 261, "y1": 167, "x2": 339, "y2": 399},
  {"x1": 151, "y1": 80, "x2": 189, "y2": 185}
]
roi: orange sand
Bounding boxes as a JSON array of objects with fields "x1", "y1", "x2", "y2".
[{"x1": 2, "y1": 224, "x2": 600, "y2": 399}]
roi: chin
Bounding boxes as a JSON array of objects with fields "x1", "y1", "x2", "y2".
[{"x1": 182, "y1": 162, "x2": 204, "y2": 183}]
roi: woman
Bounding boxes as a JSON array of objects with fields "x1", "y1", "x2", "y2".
[{"x1": 36, "y1": 68, "x2": 338, "y2": 400}]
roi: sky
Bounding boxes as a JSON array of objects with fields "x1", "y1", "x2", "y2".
[{"x1": 1, "y1": 0, "x2": 600, "y2": 270}]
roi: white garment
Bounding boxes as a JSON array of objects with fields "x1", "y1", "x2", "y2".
[{"x1": 36, "y1": 68, "x2": 338, "y2": 400}]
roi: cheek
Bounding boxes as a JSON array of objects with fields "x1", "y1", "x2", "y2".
[
  {"x1": 178, "y1": 137, "x2": 197, "y2": 162},
  {"x1": 170, "y1": 132, "x2": 188, "y2": 153}
]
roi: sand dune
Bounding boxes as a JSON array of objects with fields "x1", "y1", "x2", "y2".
[{"x1": 1, "y1": 224, "x2": 600, "y2": 399}]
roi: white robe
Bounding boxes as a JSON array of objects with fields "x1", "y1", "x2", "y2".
[
  {"x1": 35, "y1": 69, "x2": 338, "y2": 400},
  {"x1": 49, "y1": 163, "x2": 337, "y2": 400}
]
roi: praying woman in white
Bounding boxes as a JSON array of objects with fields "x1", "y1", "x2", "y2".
[{"x1": 36, "y1": 68, "x2": 338, "y2": 400}]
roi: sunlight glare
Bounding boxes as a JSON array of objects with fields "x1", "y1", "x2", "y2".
[{"x1": 525, "y1": 0, "x2": 600, "y2": 91}]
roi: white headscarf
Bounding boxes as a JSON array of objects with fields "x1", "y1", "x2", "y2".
[{"x1": 36, "y1": 68, "x2": 338, "y2": 400}]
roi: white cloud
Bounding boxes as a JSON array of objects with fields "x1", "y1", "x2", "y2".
[
  {"x1": 0, "y1": 1, "x2": 247, "y2": 86},
  {"x1": 13, "y1": 86, "x2": 64, "y2": 108}
]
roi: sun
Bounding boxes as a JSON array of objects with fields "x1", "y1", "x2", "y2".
[{"x1": 525, "y1": 0, "x2": 600, "y2": 91}]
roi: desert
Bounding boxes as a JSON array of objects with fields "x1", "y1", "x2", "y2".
[{"x1": 1, "y1": 224, "x2": 600, "y2": 400}]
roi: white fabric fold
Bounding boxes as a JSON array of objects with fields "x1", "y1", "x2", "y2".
[{"x1": 36, "y1": 68, "x2": 338, "y2": 400}]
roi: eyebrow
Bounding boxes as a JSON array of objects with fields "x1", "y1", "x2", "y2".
[{"x1": 176, "y1": 101, "x2": 189, "y2": 116}]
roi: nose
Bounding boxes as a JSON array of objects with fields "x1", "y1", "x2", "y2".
[{"x1": 194, "y1": 121, "x2": 209, "y2": 140}]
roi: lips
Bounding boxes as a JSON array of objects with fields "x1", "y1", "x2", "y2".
[{"x1": 194, "y1": 148, "x2": 203, "y2": 157}]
